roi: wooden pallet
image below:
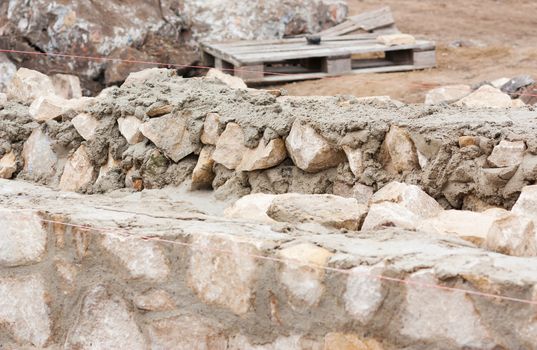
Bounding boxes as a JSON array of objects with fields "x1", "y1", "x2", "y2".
[{"x1": 200, "y1": 35, "x2": 436, "y2": 84}]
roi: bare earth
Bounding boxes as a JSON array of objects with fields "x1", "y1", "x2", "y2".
[{"x1": 279, "y1": 0, "x2": 537, "y2": 103}]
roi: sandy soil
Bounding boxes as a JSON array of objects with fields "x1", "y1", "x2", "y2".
[{"x1": 278, "y1": 0, "x2": 537, "y2": 103}]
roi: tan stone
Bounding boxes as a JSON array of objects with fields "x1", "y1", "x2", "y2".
[
  {"x1": 29, "y1": 95, "x2": 68, "y2": 122},
  {"x1": 343, "y1": 146, "x2": 363, "y2": 177},
  {"x1": 361, "y1": 202, "x2": 420, "y2": 231},
  {"x1": 224, "y1": 193, "x2": 277, "y2": 223},
  {"x1": 371, "y1": 181, "x2": 442, "y2": 218},
  {"x1": 52, "y1": 73, "x2": 82, "y2": 99},
  {"x1": 237, "y1": 138, "x2": 287, "y2": 171},
  {"x1": 191, "y1": 146, "x2": 215, "y2": 189},
  {"x1": 511, "y1": 99, "x2": 526, "y2": 107},
  {"x1": 22, "y1": 128, "x2": 58, "y2": 180},
  {"x1": 147, "y1": 104, "x2": 173, "y2": 118},
  {"x1": 139, "y1": 113, "x2": 196, "y2": 162},
  {"x1": 72, "y1": 113, "x2": 99, "y2": 141},
  {"x1": 425, "y1": 85, "x2": 472, "y2": 105},
  {"x1": 201, "y1": 112, "x2": 221, "y2": 145},
  {"x1": 380, "y1": 126, "x2": 420, "y2": 174},
  {"x1": 458, "y1": 135, "x2": 480, "y2": 148},
  {"x1": 206, "y1": 68, "x2": 247, "y2": 89},
  {"x1": 6, "y1": 68, "x2": 56, "y2": 104},
  {"x1": 59, "y1": 145, "x2": 95, "y2": 192},
  {"x1": 278, "y1": 243, "x2": 333, "y2": 307},
  {"x1": 487, "y1": 140, "x2": 526, "y2": 168},
  {"x1": 117, "y1": 116, "x2": 145, "y2": 144},
  {"x1": 456, "y1": 85, "x2": 513, "y2": 108},
  {"x1": 268, "y1": 193, "x2": 368, "y2": 230},
  {"x1": 133, "y1": 289, "x2": 175, "y2": 311},
  {"x1": 212, "y1": 122, "x2": 248, "y2": 170},
  {"x1": 323, "y1": 333, "x2": 384, "y2": 350},
  {"x1": 377, "y1": 33, "x2": 416, "y2": 46},
  {"x1": 486, "y1": 213, "x2": 537, "y2": 257},
  {"x1": 0, "y1": 151, "x2": 17, "y2": 179},
  {"x1": 285, "y1": 120, "x2": 345, "y2": 173}
]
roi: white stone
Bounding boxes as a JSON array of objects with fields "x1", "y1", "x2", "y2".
[
  {"x1": 285, "y1": 120, "x2": 345, "y2": 173},
  {"x1": 133, "y1": 289, "x2": 175, "y2": 311},
  {"x1": 361, "y1": 202, "x2": 420, "y2": 231},
  {"x1": 0, "y1": 209, "x2": 47, "y2": 267},
  {"x1": 512, "y1": 185, "x2": 537, "y2": 219},
  {"x1": 377, "y1": 33, "x2": 416, "y2": 46},
  {"x1": 425, "y1": 85, "x2": 472, "y2": 105},
  {"x1": 118, "y1": 116, "x2": 145, "y2": 144},
  {"x1": 343, "y1": 146, "x2": 363, "y2": 177},
  {"x1": 6, "y1": 68, "x2": 56, "y2": 104},
  {"x1": 188, "y1": 234, "x2": 259, "y2": 315},
  {"x1": 65, "y1": 285, "x2": 147, "y2": 349},
  {"x1": 139, "y1": 113, "x2": 196, "y2": 162},
  {"x1": 59, "y1": 145, "x2": 95, "y2": 192},
  {"x1": 200, "y1": 112, "x2": 221, "y2": 145},
  {"x1": 191, "y1": 146, "x2": 215, "y2": 189},
  {"x1": 206, "y1": 68, "x2": 247, "y2": 89},
  {"x1": 237, "y1": 138, "x2": 287, "y2": 171},
  {"x1": 401, "y1": 270, "x2": 496, "y2": 349},
  {"x1": 71, "y1": 113, "x2": 99, "y2": 141},
  {"x1": 486, "y1": 213, "x2": 537, "y2": 257},
  {"x1": 52, "y1": 73, "x2": 82, "y2": 99},
  {"x1": 380, "y1": 126, "x2": 420, "y2": 174},
  {"x1": 371, "y1": 181, "x2": 442, "y2": 218},
  {"x1": 29, "y1": 95, "x2": 68, "y2": 122},
  {"x1": 22, "y1": 128, "x2": 58, "y2": 180},
  {"x1": 0, "y1": 53, "x2": 17, "y2": 92},
  {"x1": 224, "y1": 193, "x2": 277, "y2": 223},
  {"x1": 0, "y1": 151, "x2": 17, "y2": 179},
  {"x1": 278, "y1": 243, "x2": 333, "y2": 307},
  {"x1": 344, "y1": 265, "x2": 385, "y2": 323},
  {"x1": 101, "y1": 233, "x2": 170, "y2": 281},
  {"x1": 212, "y1": 122, "x2": 248, "y2": 170},
  {"x1": 456, "y1": 85, "x2": 513, "y2": 109},
  {"x1": 0, "y1": 275, "x2": 50, "y2": 347},
  {"x1": 491, "y1": 77, "x2": 510, "y2": 89},
  {"x1": 487, "y1": 140, "x2": 526, "y2": 168}
]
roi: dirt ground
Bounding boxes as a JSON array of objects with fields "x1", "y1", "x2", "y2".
[{"x1": 279, "y1": 0, "x2": 537, "y2": 103}]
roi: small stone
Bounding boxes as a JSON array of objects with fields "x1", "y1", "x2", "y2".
[
  {"x1": 371, "y1": 181, "x2": 442, "y2": 218},
  {"x1": 101, "y1": 233, "x2": 170, "y2": 281},
  {"x1": 147, "y1": 103, "x2": 173, "y2": 118},
  {"x1": 343, "y1": 146, "x2": 363, "y2": 177},
  {"x1": 52, "y1": 73, "x2": 82, "y2": 99},
  {"x1": 22, "y1": 128, "x2": 58, "y2": 180},
  {"x1": 458, "y1": 135, "x2": 480, "y2": 148},
  {"x1": 268, "y1": 193, "x2": 368, "y2": 230},
  {"x1": 361, "y1": 202, "x2": 420, "y2": 231},
  {"x1": 212, "y1": 123, "x2": 248, "y2": 170},
  {"x1": 206, "y1": 68, "x2": 247, "y2": 89},
  {"x1": 425, "y1": 85, "x2": 472, "y2": 105},
  {"x1": 0, "y1": 151, "x2": 17, "y2": 179},
  {"x1": 377, "y1": 33, "x2": 416, "y2": 46},
  {"x1": 6, "y1": 68, "x2": 56, "y2": 104},
  {"x1": 224, "y1": 193, "x2": 277, "y2": 223},
  {"x1": 285, "y1": 120, "x2": 345, "y2": 173},
  {"x1": 380, "y1": 126, "x2": 420, "y2": 174},
  {"x1": 29, "y1": 95, "x2": 68, "y2": 122},
  {"x1": 0, "y1": 209, "x2": 47, "y2": 267},
  {"x1": 456, "y1": 85, "x2": 512, "y2": 109},
  {"x1": 344, "y1": 265, "x2": 385, "y2": 324},
  {"x1": 72, "y1": 113, "x2": 99, "y2": 141},
  {"x1": 278, "y1": 243, "x2": 333, "y2": 307},
  {"x1": 486, "y1": 213, "x2": 537, "y2": 257},
  {"x1": 323, "y1": 333, "x2": 384, "y2": 350},
  {"x1": 200, "y1": 112, "x2": 221, "y2": 145},
  {"x1": 133, "y1": 289, "x2": 175, "y2": 311},
  {"x1": 487, "y1": 140, "x2": 526, "y2": 168},
  {"x1": 512, "y1": 185, "x2": 537, "y2": 219},
  {"x1": 191, "y1": 146, "x2": 215, "y2": 189},
  {"x1": 117, "y1": 116, "x2": 145, "y2": 144},
  {"x1": 236, "y1": 138, "x2": 287, "y2": 171},
  {"x1": 139, "y1": 113, "x2": 197, "y2": 162},
  {"x1": 59, "y1": 145, "x2": 95, "y2": 192}
]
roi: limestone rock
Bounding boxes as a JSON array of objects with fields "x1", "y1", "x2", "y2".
[
  {"x1": 6, "y1": 68, "x2": 56, "y2": 104},
  {"x1": 206, "y1": 68, "x2": 247, "y2": 89},
  {"x1": 0, "y1": 53, "x2": 17, "y2": 92},
  {"x1": 191, "y1": 146, "x2": 215, "y2": 189},
  {"x1": 224, "y1": 193, "x2": 277, "y2": 223},
  {"x1": 212, "y1": 123, "x2": 248, "y2": 170},
  {"x1": 101, "y1": 233, "x2": 170, "y2": 281},
  {"x1": 59, "y1": 145, "x2": 95, "y2": 192},
  {"x1": 52, "y1": 74, "x2": 82, "y2": 99},
  {"x1": 0, "y1": 151, "x2": 17, "y2": 179},
  {"x1": 118, "y1": 116, "x2": 145, "y2": 144},
  {"x1": 371, "y1": 181, "x2": 442, "y2": 218},
  {"x1": 133, "y1": 289, "x2": 175, "y2": 311},
  {"x1": 22, "y1": 128, "x2": 58, "y2": 180},
  {"x1": 0, "y1": 210, "x2": 47, "y2": 267},
  {"x1": 29, "y1": 95, "x2": 68, "y2": 122},
  {"x1": 512, "y1": 185, "x2": 537, "y2": 219},
  {"x1": 486, "y1": 213, "x2": 537, "y2": 257},
  {"x1": 344, "y1": 265, "x2": 385, "y2": 324},
  {"x1": 188, "y1": 234, "x2": 259, "y2": 315},
  {"x1": 401, "y1": 270, "x2": 496, "y2": 349},
  {"x1": 424, "y1": 84, "x2": 472, "y2": 105},
  {"x1": 0, "y1": 275, "x2": 50, "y2": 347},
  {"x1": 65, "y1": 285, "x2": 146, "y2": 349},
  {"x1": 286, "y1": 121, "x2": 345, "y2": 173},
  {"x1": 343, "y1": 146, "x2": 363, "y2": 177},
  {"x1": 268, "y1": 193, "x2": 368, "y2": 230},
  {"x1": 456, "y1": 85, "x2": 513, "y2": 109},
  {"x1": 487, "y1": 140, "x2": 526, "y2": 168},
  {"x1": 377, "y1": 33, "x2": 416, "y2": 46},
  {"x1": 380, "y1": 126, "x2": 419, "y2": 174},
  {"x1": 361, "y1": 202, "x2": 420, "y2": 231},
  {"x1": 237, "y1": 138, "x2": 287, "y2": 171},
  {"x1": 323, "y1": 333, "x2": 384, "y2": 350},
  {"x1": 200, "y1": 112, "x2": 221, "y2": 145},
  {"x1": 278, "y1": 243, "x2": 333, "y2": 307},
  {"x1": 72, "y1": 113, "x2": 99, "y2": 141},
  {"x1": 139, "y1": 113, "x2": 196, "y2": 162}
]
